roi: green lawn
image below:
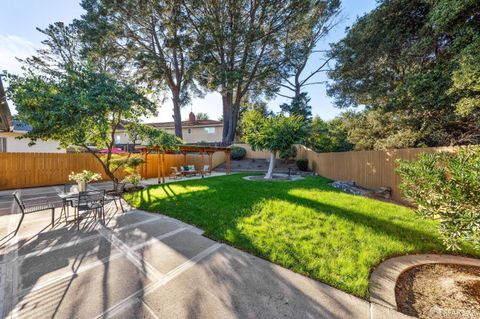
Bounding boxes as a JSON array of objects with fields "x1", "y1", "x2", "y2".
[{"x1": 124, "y1": 173, "x2": 479, "y2": 298}]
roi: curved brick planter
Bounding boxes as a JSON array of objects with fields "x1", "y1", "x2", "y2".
[{"x1": 369, "y1": 254, "x2": 480, "y2": 310}]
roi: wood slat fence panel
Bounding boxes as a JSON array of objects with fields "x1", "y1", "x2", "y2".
[
  {"x1": 0, "y1": 152, "x2": 226, "y2": 190},
  {"x1": 297, "y1": 145, "x2": 457, "y2": 202}
]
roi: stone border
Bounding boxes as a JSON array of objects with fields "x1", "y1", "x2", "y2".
[
  {"x1": 242, "y1": 174, "x2": 304, "y2": 182},
  {"x1": 369, "y1": 254, "x2": 480, "y2": 310}
]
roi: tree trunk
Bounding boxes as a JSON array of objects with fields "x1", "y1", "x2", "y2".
[
  {"x1": 222, "y1": 93, "x2": 233, "y2": 143},
  {"x1": 172, "y1": 89, "x2": 183, "y2": 139},
  {"x1": 222, "y1": 94, "x2": 241, "y2": 145},
  {"x1": 264, "y1": 151, "x2": 276, "y2": 179}
]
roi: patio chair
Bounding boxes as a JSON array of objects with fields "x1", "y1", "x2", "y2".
[
  {"x1": 203, "y1": 165, "x2": 211, "y2": 176},
  {"x1": 75, "y1": 190, "x2": 106, "y2": 221},
  {"x1": 105, "y1": 182, "x2": 126, "y2": 213},
  {"x1": 62, "y1": 183, "x2": 79, "y2": 220},
  {"x1": 169, "y1": 167, "x2": 182, "y2": 180},
  {"x1": 13, "y1": 191, "x2": 55, "y2": 235}
]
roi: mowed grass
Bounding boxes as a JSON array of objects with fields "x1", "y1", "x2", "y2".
[{"x1": 124, "y1": 173, "x2": 479, "y2": 298}]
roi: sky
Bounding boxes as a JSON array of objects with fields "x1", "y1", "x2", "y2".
[{"x1": 0, "y1": 0, "x2": 377, "y2": 123}]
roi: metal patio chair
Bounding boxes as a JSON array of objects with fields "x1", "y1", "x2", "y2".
[
  {"x1": 105, "y1": 182, "x2": 126, "y2": 213},
  {"x1": 13, "y1": 191, "x2": 55, "y2": 235},
  {"x1": 61, "y1": 183, "x2": 79, "y2": 221},
  {"x1": 75, "y1": 190, "x2": 106, "y2": 221}
]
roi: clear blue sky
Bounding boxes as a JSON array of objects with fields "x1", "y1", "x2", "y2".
[{"x1": 0, "y1": 0, "x2": 377, "y2": 122}]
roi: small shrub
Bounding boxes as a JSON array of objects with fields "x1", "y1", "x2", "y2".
[
  {"x1": 279, "y1": 145, "x2": 297, "y2": 160},
  {"x1": 396, "y1": 146, "x2": 480, "y2": 251},
  {"x1": 231, "y1": 146, "x2": 247, "y2": 160},
  {"x1": 296, "y1": 159, "x2": 309, "y2": 171},
  {"x1": 107, "y1": 154, "x2": 145, "y2": 174},
  {"x1": 123, "y1": 172, "x2": 142, "y2": 186}
]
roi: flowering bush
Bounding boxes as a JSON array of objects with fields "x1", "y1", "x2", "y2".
[{"x1": 68, "y1": 170, "x2": 102, "y2": 184}]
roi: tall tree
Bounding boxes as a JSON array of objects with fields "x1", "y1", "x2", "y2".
[
  {"x1": 184, "y1": 0, "x2": 311, "y2": 143},
  {"x1": 277, "y1": 0, "x2": 340, "y2": 120},
  {"x1": 328, "y1": 0, "x2": 480, "y2": 149},
  {"x1": 79, "y1": 0, "x2": 199, "y2": 139}
]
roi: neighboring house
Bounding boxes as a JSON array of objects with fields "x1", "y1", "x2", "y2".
[
  {"x1": 113, "y1": 112, "x2": 224, "y2": 149},
  {"x1": 0, "y1": 78, "x2": 66, "y2": 153},
  {"x1": 149, "y1": 112, "x2": 223, "y2": 144},
  {"x1": 0, "y1": 120, "x2": 66, "y2": 153}
]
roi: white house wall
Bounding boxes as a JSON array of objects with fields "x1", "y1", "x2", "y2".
[{"x1": 0, "y1": 132, "x2": 66, "y2": 153}]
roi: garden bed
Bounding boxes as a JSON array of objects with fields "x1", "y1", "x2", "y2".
[{"x1": 396, "y1": 263, "x2": 480, "y2": 319}]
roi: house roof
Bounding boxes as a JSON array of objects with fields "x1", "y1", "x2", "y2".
[
  {"x1": 12, "y1": 120, "x2": 32, "y2": 132},
  {"x1": 0, "y1": 78, "x2": 13, "y2": 132},
  {"x1": 148, "y1": 119, "x2": 223, "y2": 129}
]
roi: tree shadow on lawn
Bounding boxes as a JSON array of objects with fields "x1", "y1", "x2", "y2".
[{"x1": 129, "y1": 177, "x2": 447, "y2": 250}]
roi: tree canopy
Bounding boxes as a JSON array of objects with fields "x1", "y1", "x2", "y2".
[
  {"x1": 5, "y1": 64, "x2": 158, "y2": 184},
  {"x1": 306, "y1": 115, "x2": 352, "y2": 153},
  {"x1": 77, "y1": 0, "x2": 200, "y2": 139},
  {"x1": 184, "y1": 0, "x2": 316, "y2": 143},
  {"x1": 328, "y1": 0, "x2": 480, "y2": 149},
  {"x1": 243, "y1": 109, "x2": 305, "y2": 178}
]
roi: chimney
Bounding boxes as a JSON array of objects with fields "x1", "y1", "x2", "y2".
[{"x1": 188, "y1": 112, "x2": 196, "y2": 124}]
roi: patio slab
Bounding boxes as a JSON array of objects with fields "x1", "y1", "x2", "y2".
[
  {"x1": 142, "y1": 244, "x2": 371, "y2": 319},
  {"x1": 134, "y1": 229, "x2": 218, "y2": 274},
  {"x1": 11, "y1": 255, "x2": 150, "y2": 319}
]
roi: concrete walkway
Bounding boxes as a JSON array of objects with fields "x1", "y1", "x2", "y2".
[{"x1": 0, "y1": 184, "x2": 410, "y2": 318}]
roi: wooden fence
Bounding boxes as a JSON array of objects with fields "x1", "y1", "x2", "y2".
[
  {"x1": 0, "y1": 146, "x2": 462, "y2": 201},
  {"x1": 0, "y1": 152, "x2": 226, "y2": 190},
  {"x1": 232, "y1": 143, "x2": 302, "y2": 160},
  {"x1": 296, "y1": 145, "x2": 457, "y2": 202}
]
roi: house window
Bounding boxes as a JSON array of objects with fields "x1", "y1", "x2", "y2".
[
  {"x1": 187, "y1": 128, "x2": 192, "y2": 134},
  {"x1": 0, "y1": 137, "x2": 6, "y2": 152},
  {"x1": 204, "y1": 127, "x2": 215, "y2": 134}
]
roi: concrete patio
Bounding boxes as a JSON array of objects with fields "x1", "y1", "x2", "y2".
[{"x1": 0, "y1": 183, "x2": 410, "y2": 319}]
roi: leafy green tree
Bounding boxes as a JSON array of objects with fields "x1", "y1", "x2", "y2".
[
  {"x1": 5, "y1": 65, "x2": 157, "y2": 185},
  {"x1": 279, "y1": 92, "x2": 312, "y2": 121},
  {"x1": 328, "y1": 0, "x2": 480, "y2": 149},
  {"x1": 306, "y1": 115, "x2": 352, "y2": 152},
  {"x1": 397, "y1": 146, "x2": 480, "y2": 251},
  {"x1": 339, "y1": 110, "x2": 425, "y2": 150},
  {"x1": 126, "y1": 122, "x2": 182, "y2": 151},
  {"x1": 79, "y1": 0, "x2": 200, "y2": 139},
  {"x1": 237, "y1": 100, "x2": 273, "y2": 140},
  {"x1": 243, "y1": 110, "x2": 305, "y2": 179},
  {"x1": 195, "y1": 112, "x2": 209, "y2": 120},
  {"x1": 184, "y1": 0, "x2": 311, "y2": 143}
]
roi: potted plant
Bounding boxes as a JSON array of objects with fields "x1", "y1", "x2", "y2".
[{"x1": 69, "y1": 170, "x2": 102, "y2": 191}]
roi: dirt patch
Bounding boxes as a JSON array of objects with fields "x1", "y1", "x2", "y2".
[{"x1": 395, "y1": 263, "x2": 480, "y2": 319}]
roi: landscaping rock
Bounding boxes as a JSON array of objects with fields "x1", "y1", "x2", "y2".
[{"x1": 331, "y1": 181, "x2": 370, "y2": 196}]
